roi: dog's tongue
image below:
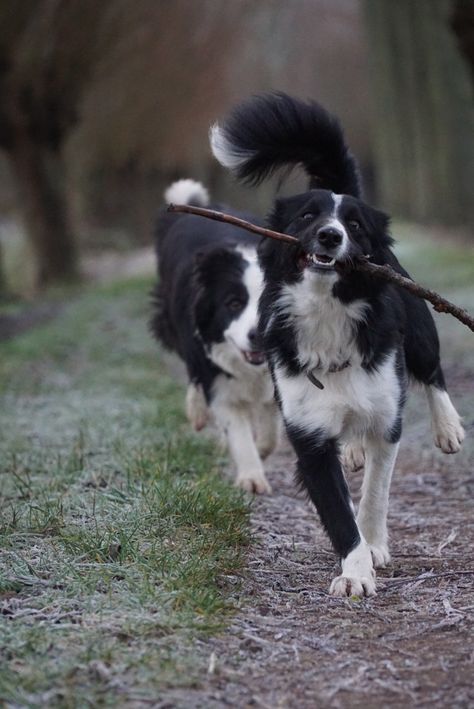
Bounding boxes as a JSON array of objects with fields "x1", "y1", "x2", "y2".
[{"x1": 244, "y1": 350, "x2": 266, "y2": 365}]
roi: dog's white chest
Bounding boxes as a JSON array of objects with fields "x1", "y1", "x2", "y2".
[
  {"x1": 277, "y1": 277, "x2": 367, "y2": 372},
  {"x1": 212, "y1": 365, "x2": 274, "y2": 410},
  {"x1": 274, "y1": 353, "x2": 400, "y2": 440}
]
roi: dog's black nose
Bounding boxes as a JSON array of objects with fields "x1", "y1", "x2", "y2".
[
  {"x1": 248, "y1": 328, "x2": 258, "y2": 342},
  {"x1": 317, "y1": 227, "x2": 343, "y2": 248}
]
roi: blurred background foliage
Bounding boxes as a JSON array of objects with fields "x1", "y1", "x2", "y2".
[{"x1": 0, "y1": 0, "x2": 472, "y2": 294}]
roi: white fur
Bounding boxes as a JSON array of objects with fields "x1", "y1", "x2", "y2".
[
  {"x1": 341, "y1": 439, "x2": 365, "y2": 472},
  {"x1": 276, "y1": 274, "x2": 368, "y2": 374},
  {"x1": 185, "y1": 383, "x2": 208, "y2": 431},
  {"x1": 227, "y1": 247, "x2": 264, "y2": 351},
  {"x1": 356, "y1": 437, "x2": 399, "y2": 568},
  {"x1": 274, "y1": 350, "x2": 400, "y2": 442},
  {"x1": 210, "y1": 370, "x2": 278, "y2": 494},
  {"x1": 255, "y1": 404, "x2": 282, "y2": 460},
  {"x1": 207, "y1": 246, "x2": 279, "y2": 493},
  {"x1": 208, "y1": 247, "x2": 265, "y2": 373},
  {"x1": 426, "y1": 386, "x2": 465, "y2": 453},
  {"x1": 329, "y1": 538, "x2": 376, "y2": 597},
  {"x1": 273, "y1": 271, "x2": 402, "y2": 593},
  {"x1": 318, "y1": 193, "x2": 350, "y2": 259},
  {"x1": 164, "y1": 179, "x2": 209, "y2": 207},
  {"x1": 210, "y1": 124, "x2": 254, "y2": 171}
]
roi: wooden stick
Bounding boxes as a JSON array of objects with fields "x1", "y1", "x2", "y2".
[
  {"x1": 168, "y1": 203, "x2": 298, "y2": 245},
  {"x1": 354, "y1": 260, "x2": 474, "y2": 331},
  {"x1": 168, "y1": 203, "x2": 474, "y2": 333}
]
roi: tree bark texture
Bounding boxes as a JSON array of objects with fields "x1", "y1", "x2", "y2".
[
  {"x1": 363, "y1": 0, "x2": 474, "y2": 226},
  {"x1": 7, "y1": 135, "x2": 79, "y2": 288}
]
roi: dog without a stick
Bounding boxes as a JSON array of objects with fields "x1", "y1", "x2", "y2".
[{"x1": 168, "y1": 203, "x2": 474, "y2": 333}]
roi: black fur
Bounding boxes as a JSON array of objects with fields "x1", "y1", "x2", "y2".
[
  {"x1": 150, "y1": 200, "x2": 263, "y2": 402},
  {"x1": 215, "y1": 92, "x2": 361, "y2": 196},
  {"x1": 288, "y1": 425, "x2": 361, "y2": 557},
  {"x1": 214, "y1": 92, "x2": 450, "y2": 567}
]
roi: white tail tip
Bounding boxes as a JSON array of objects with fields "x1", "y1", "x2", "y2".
[{"x1": 164, "y1": 179, "x2": 210, "y2": 206}]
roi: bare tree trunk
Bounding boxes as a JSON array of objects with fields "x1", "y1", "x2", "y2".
[
  {"x1": 0, "y1": 240, "x2": 6, "y2": 299},
  {"x1": 7, "y1": 133, "x2": 79, "y2": 288}
]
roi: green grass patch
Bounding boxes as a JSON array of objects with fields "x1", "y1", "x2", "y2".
[{"x1": 0, "y1": 277, "x2": 250, "y2": 706}]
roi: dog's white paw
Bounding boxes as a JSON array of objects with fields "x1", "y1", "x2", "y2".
[
  {"x1": 434, "y1": 419, "x2": 465, "y2": 454},
  {"x1": 329, "y1": 574, "x2": 376, "y2": 598},
  {"x1": 341, "y1": 441, "x2": 365, "y2": 472},
  {"x1": 369, "y1": 543, "x2": 391, "y2": 568},
  {"x1": 185, "y1": 383, "x2": 208, "y2": 431},
  {"x1": 428, "y1": 387, "x2": 464, "y2": 454},
  {"x1": 235, "y1": 473, "x2": 272, "y2": 495}
]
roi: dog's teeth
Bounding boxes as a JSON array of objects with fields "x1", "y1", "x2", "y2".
[{"x1": 311, "y1": 255, "x2": 335, "y2": 267}]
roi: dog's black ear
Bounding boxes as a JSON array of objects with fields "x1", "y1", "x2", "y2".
[
  {"x1": 257, "y1": 236, "x2": 277, "y2": 272},
  {"x1": 192, "y1": 246, "x2": 237, "y2": 286},
  {"x1": 364, "y1": 205, "x2": 394, "y2": 252},
  {"x1": 258, "y1": 197, "x2": 299, "y2": 274},
  {"x1": 191, "y1": 247, "x2": 235, "y2": 330}
]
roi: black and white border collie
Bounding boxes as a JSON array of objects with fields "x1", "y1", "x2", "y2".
[
  {"x1": 211, "y1": 93, "x2": 465, "y2": 597},
  {"x1": 150, "y1": 179, "x2": 280, "y2": 494}
]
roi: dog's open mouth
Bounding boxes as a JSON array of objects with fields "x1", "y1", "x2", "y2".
[
  {"x1": 243, "y1": 350, "x2": 266, "y2": 365},
  {"x1": 297, "y1": 252, "x2": 337, "y2": 272}
]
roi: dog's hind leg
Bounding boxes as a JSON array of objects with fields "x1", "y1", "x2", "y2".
[
  {"x1": 402, "y1": 298, "x2": 464, "y2": 453},
  {"x1": 408, "y1": 336, "x2": 464, "y2": 452},
  {"x1": 410, "y1": 351, "x2": 464, "y2": 453},
  {"x1": 426, "y1": 381, "x2": 464, "y2": 454},
  {"x1": 341, "y1": 438, "x2": 365, "y2": 472},
  {"x1": 357, "y1": 436, "x2": 399, "y2": 568}
]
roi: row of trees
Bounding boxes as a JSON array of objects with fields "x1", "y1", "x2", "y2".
[
  {"x1": 364, "y1": 0, "x2": 474, "y2": 224},
  {"x1": 0, "y1": 0, "x2": 472, "y2": 291},
  {"x1": 0, "y1": 1, "x2": 114, "y2": 286}
]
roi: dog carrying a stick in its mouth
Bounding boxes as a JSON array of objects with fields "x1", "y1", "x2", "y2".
[{"x1": 210, "y1": 92, "x2": 465, "y2": 597}]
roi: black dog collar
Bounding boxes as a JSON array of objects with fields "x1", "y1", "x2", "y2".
[{"x1": 307, "y1": 360, "x2": 351, "y2": 390}]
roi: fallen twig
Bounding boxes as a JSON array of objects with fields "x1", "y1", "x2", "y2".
[
  {"x1": 168, "y1": 203, "x2": 474, "y2": 333},
  {"x1": 381, "y1": 569, "x2": 474, "y2": 587}
]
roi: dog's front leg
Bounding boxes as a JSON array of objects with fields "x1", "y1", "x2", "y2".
[
  {"x1": 185, "y1": 382, "x2": 209, "y2": 431},
  {"x1": 357, "y1": 436, "x2": 399, "y2": 568},
  {"x1": 288, "y1": 428, "x2": 376, "y2": 597},
  {"x1": 215, "y1": 404, "x2": 272, "y2": 494},
  {"x1": 254, "y1": 401, "x2": 281, "y2": 460}
]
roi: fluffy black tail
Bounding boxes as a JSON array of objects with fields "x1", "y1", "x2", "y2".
[{"x1": 210, "y1": 92, "x2": 361, "y2": 197}]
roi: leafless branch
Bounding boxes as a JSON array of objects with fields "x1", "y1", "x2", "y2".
[
  {"x1": 168, "y1": 203, "x2": 474, "y2": 333},
  {"x1": 168, "y1": 203, "x2": 298, "y2": 245}
]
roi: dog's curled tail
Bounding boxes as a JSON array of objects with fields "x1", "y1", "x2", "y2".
[
  {"x1": 210, "y1": 92, "x2": 361, "y2": 198},
  {"x1": 164, "y1": 178, "x2": 210, "y2": 207}
]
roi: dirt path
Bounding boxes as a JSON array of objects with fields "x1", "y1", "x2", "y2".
[{"x1": 159, "y1": 364, "x2": 474, "y2": 709}]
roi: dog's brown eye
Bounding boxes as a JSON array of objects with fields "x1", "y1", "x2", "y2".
[
  {"x1": 227, "y1": 299, "x2": 243, "y2": 312},
  {"x1": 301, "y1": 213, "x2": 314, "y2": 221},
  {"x1": 348, "y1": 220, "x2": 361, "y2": 230}
]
